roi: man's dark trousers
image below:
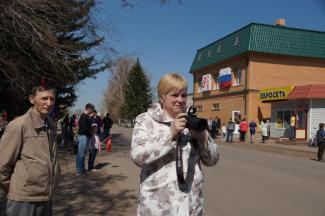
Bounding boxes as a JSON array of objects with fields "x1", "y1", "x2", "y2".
[
  {"x1": 318, "y1": 143, "x2": 325, "y2": 161},
  {"x1": 6, "y1": 199, "x2": 52, "y2": 216}
]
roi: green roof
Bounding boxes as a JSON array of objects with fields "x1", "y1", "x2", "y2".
[{"x1": 190, "y1": 23, "x2": 325, "y2": 72}]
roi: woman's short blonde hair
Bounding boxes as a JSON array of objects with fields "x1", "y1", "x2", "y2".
[{"x1": 157, "y1": 73, "x2": 187, "y2": 98}]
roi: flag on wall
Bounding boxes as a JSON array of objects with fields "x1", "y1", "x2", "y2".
[
  {"x1": 218, "y1": 67, "x2": 232, "y2": 89},
  {"x1": 202, "y1": 74, "x2": 212, "y2": 91}
]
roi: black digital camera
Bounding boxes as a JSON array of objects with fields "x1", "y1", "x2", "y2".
[{"x1": 186, "y1": 106, "x2": 208, "y2": 132}]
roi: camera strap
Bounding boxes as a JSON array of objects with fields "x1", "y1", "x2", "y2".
[{"x1": 176, "y1": 137, "x2": 199, "y2": 192}]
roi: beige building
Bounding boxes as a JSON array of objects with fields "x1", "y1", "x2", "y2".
[{"x1": 190, "y1": 21, "x2": 325, "y2": 138}]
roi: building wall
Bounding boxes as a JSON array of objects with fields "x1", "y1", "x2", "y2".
[
  {"x1": 193, "y1": 56, "x2": 247, "y2": 124},
  {"x1": 248, "y1": 53, "x2": 325, "y2": 89},
  {"x1": 193, "y1": 53, "x2": 325, "y2": 126},
  {"x1": 310, "y1": 99, "x2": 325, "y2": 138},
  {"x1": 194, "y1": 56, "x2": 247, "y2": 98},
  {"x1": 246, "y1": 53, "x2": 325, "y2": 126},
  {"x1": 186, "y1": 93, "x2": 193, "y2": 107},
  {"x1": 195, "y1": 95, "x2": 244, "y2": 125}
]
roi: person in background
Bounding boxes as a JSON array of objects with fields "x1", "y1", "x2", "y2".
[
  {"x1": 130, "y1": 73, "x2": 219, "y2": 215},
  {"x1": 88, "y1": 123, "x2": 101, "y2": 171},
  {"x1": 210, "y1": 117, "x2": 218, "y2": 139},
  {"x1": 207, "y1": 117, "x2": 213, "y2": 131},
  {"x1": 66, "y1": 114, "x2": 77, "y2": 151},
  {"x1": 103, "y1": 113, "x2": 113, "y2": 139},
  {"x1": 0, "y1": 86, "x2": 60, "y2": 216},
  {"x1": 239, "y1": 118, "x2": 248, "y2": 142},
  {"x1": 260, "y1": 119, "x2": 268, "y2": 143},
  {"x1": 316, "y1": 123, "x2": 325, "y2": 162},
  {"x1": 76, "y1": 103, "x2": 95, "y2": 175},
  {"x1": 60, "y1": 113, "x2": 69, "y2": 148},
  {"x1": 226, "y1": 119, "x2": 235, "y2": 142},
  {"x1": 266, "y1": 119, "x2": 271, "y2": 140},
  {"x1": 90, "y1": 110, "x2": 102, "y2": 135},
  {"x1": 249, "y1": 120, "x2": 257, "y2": 143},
  {"x1": 217, "y1": 117, "x2": 221, "y2": 136},
  {"x1": 289, "y1": 113, "x2": 296, "y2": 141},
  {"x1": 220, "y1": 123, "x2": 227, "y2": 142}
]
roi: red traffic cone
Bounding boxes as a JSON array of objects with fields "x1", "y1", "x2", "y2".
[{"x1": 105, "y1": 135, "x2": 112, "y2": 152}]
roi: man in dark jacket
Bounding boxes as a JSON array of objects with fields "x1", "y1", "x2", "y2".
[
  {"x1": 316, "y1": 123, "x2": 325, "y2": 161},
  {"x1": 103, "y1": 113, "x2": 113, "y2": 139},
  {"x1": 76, "y1": 103, "x2": 95, "y2": 175},
  {"x1": 226, "y1": 119, "x2": 235, "y2": 142},
  {"x1": 0, "y1": 86, "x2": 60, "y2": 216}
]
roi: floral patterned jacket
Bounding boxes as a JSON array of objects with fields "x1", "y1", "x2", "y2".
[{"x1": 130, "y1": 103, "x2": 219, "y2": 216}]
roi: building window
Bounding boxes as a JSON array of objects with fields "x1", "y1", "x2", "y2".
[
  {"x1": 233, "y1": 68, "x2": 242, "y2": 86},
  {"x1": 207, "y1": 49, "x2": 211, "y2": 58},
  {"x1": 217, "y1": 44, "x2": 222, "y2": 54},
  {"x1": 197, "y1": 77, "x2": 203, "y2": 93},
  {"x1": 276, "y1": 110, "x2": 294, "y2": 128},
  {"x1": 197, "y1": 105, "x2": 203, "y2": 112},
  {"x1": 197, "y1": 53, "x2": 202, "y2": 62},
  {"x1": 234, "y1": 36, "x2": 239, "y2": 46},
  {"x1": 212, "y1": 103, "x2": 220, "y2": 111},
  {"x1": 214, "y1": 73, "x2": 220, "y2": 90}
]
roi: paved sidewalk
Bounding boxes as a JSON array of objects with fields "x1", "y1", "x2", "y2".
[
  {"x1": 52, "y1": 126, "x2": 138, "y2": 216},
  {"x1": 217, "y1": 133, "x2": 318, "y2": 159}
]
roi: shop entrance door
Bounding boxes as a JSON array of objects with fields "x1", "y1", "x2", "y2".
[
  {"x1": 296, "y1": 99, "x2": 309, "y2": 140},
  {"x1": 296, "y1": 111, "x2": 306, "y2": 139},
  {"x1": 232, "y1": 111, "x2": 241, "y2": 123},
  {"x1": 232, "y1": 111, "x2": 241, "y2": 134}
]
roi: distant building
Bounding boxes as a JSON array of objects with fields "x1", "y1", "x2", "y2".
[
  {"x1": 186, "y1": 93, "x2": 193, "y2": 107},
  {"x1": 190, "y1": 19, "x2": 325, "y2": 139}
]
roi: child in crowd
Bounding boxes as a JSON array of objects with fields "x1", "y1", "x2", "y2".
[
  {"x1": 220, "y1": 123, "x2": 227, "y2": 142},
  {"x1": 88, "y1": 123, "x2": 101, "y2": 171}
]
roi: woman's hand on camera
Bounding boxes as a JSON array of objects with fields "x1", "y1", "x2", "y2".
[{"x1": 170, "y1": 113, "x2": 187, "y2": 138}]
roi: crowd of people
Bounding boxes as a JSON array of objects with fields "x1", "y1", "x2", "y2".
[
  {"x1": 59, "y1": 110, "x2": 113, "y2": 155},
  {"x1": 58, "y1": 106, "x2": 113, "y2": 175},
  {"x1": 207, "y1": 116, "x2": 271, "y2": 144}
]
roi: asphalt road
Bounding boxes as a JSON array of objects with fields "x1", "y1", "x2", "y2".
[
  {"x1": 203, "y1": 145, "x2": 325, "y2": 216},
  {"x1": 50, "y1": 126, "x2": 325, "y2": 216}
]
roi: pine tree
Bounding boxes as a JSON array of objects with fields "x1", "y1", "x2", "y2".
[{"x1": 120, "y1": 58, "x2": 152, "y2": 123}]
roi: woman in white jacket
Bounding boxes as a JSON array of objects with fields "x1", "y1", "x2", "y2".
[
  {"x1": 130, "y1": 73, "x2": 219, "y2": 216},
  {"x1": 260, "y1": 119, "x2": 268, "y2": 143}
]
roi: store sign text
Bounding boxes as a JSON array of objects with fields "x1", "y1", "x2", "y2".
[{"x1": 259, "y1": 86, "x2": 293, "y2": 101}]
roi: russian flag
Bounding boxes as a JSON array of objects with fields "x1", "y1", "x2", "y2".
[{"x1": 218, "y1": 67, "x2": 232, "y2": 89}]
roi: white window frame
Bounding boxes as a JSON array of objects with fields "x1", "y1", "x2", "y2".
[
  {"x1": 212, "y1": 103, "x2": 220, "y2": 111},
  {"x1": 233, "y1": 68, "x2": 242, "y2": 86},
  {"x1": 207, "y1": 49, "x2": 211, "y2": 58},
  {"x1": 234, "y1": 36, "x2": 239, "y2": 46},
  {"x1": 197, "y1": 53, "x2": 202, "y2": 62},
  {"x1": 213, "y1": 73, "x2": 220, "y2": 90},
  {"x1": 217, "y1": 44, "x2": 222, "y2": 54},
  {"x1": 197, "y1": 105, "x2": 203, "y2": 112},
  {"x1": 197, "y1": 77, "x2": 203, "y2": 93}
]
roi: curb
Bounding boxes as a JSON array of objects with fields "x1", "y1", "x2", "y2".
[{"x1": 220, "y1": 142, "x2": 317, "y2": 159}]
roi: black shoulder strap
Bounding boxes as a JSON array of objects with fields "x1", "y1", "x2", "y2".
[{"x1": 176, "y1": 137, "x2": 200, "y2": 192}]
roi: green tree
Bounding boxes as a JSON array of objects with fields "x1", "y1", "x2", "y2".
[
  {"x1": 0, "y1": 0, "x2": 109, "y2": 118},
  {"x1": 120, "y1": 58, "x2": 152, "y2": 123}
]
